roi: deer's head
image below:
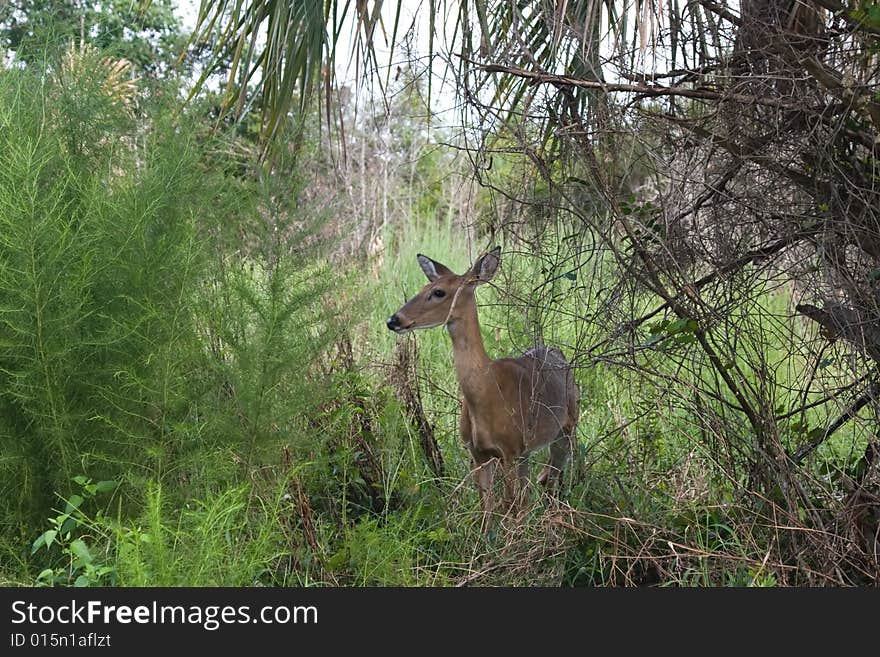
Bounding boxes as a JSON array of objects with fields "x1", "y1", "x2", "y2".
[{"x1": 386, "y1": 247, "x2": 501, "y2": 334}]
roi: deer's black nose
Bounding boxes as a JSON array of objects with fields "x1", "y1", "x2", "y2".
[{"x1": 386, "y1": 314, "x2": 400, "y2": 331}]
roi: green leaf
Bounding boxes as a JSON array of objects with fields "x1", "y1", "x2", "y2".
[
  {"x1": 60, "y1": 515, "x2": 78, "y2": 536},
  {"x1": 665, "y1": 318, "x2": 699, "y2": 335},
  {"x1": 72, "y1": 475, "x2": 90, "y2": 486},
  {"x1": 73, "y1": 575, "x2": 91, "y2": 587},
  {"x1": 95, "y1": 480, "x2": 118, "y2": 493},
  {"x1": 648, "y1": 319, "x2": 670, "y2": 333},
  {"x1": 36, "y1": 568, "x2": 55, "y2": 583},
  {"x1": 65, "y1": 494, "x2": 84, "y2": 513},
  {"x1": 327, "y1": 549, "x2": 349, "y2": 571},
  {"x1": 32, "y1": 529, "x2": 57, "y2": 554},
  {"x1": 643, "y1": 333, "x2": 664, "y2": 347},
  {"x1": 70, "y1": 539, "x2": 92, "y2": 565},
  {"x1": 426, "y1": 527, "x2": 451, "y2": 542}
]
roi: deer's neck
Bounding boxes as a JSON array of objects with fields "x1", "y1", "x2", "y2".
[{"x1": 446, "y1": 297, "x2": 492, "y2": 405}]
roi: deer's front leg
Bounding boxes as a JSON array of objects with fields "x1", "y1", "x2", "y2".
[
  {"x1": 463, "y1": 404, "x2": 496, "y2": 530},
  {"x1": 469, "y1": 449, "x2": 497, "y2": 533},
  {"x1": 501, "y1": 455, "x2": 526, "y2": 516}
]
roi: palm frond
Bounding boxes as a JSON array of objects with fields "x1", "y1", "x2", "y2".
[
  {"x1": 161, "y1": 1, "x2": 695, "y2": 149},
  {"x1": 180, "y1": 1, "x2": 385, "y2": 154}
]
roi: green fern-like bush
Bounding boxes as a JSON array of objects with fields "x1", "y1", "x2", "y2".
[
  {"x1": 0, "y1": 53, "x2": 337, "y2": 575},
  {"x1": 0, "y1": 60, "x2": 203, "y2": 536}
]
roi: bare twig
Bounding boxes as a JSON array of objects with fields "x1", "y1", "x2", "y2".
[{"x1": 791, "y1": 383, "x2": 879, "y2": 463}]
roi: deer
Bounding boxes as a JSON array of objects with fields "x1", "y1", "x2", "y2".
[{"x1": 386, "y1": 247, "x2": 580, "y2": 527}]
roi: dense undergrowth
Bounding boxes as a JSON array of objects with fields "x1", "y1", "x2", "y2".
[{"x1": 1, "y1": 44, "x2": 876, "y2": 588}]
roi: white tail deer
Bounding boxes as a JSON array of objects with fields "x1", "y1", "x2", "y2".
[{"x1": 386, "y1": 247, "x2": 579, "y2": 525}]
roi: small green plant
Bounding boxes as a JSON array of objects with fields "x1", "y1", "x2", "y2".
[{"x1": 31, "y1": 476, "x2": 119, "y2": 587}]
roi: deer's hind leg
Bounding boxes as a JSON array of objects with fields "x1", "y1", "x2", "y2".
[
  {"x1": 538, "y1": 389, "x2": 580, "y2": 491},
  {"x1": 537, "y1": 434, "x2": 570, "y2": 491},
  {"x1": 565, "y1": 381, "x2": 581, "y2": 482}
]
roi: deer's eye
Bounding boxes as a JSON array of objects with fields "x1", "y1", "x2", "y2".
[{"x1": 431, "y1": 289, "x2": 446, "y2": 298}]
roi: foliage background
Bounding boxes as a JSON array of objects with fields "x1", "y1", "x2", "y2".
[{"x1": 0, "y1": 1, "x2": 878, "y2": 586}]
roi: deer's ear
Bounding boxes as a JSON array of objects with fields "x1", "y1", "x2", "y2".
[
  {"x1": 469, "y1": 246, "x2": 501, "y2": 285},
  {"x1": 417, "y1": 254, "x2": 454, "y2": 281}
]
